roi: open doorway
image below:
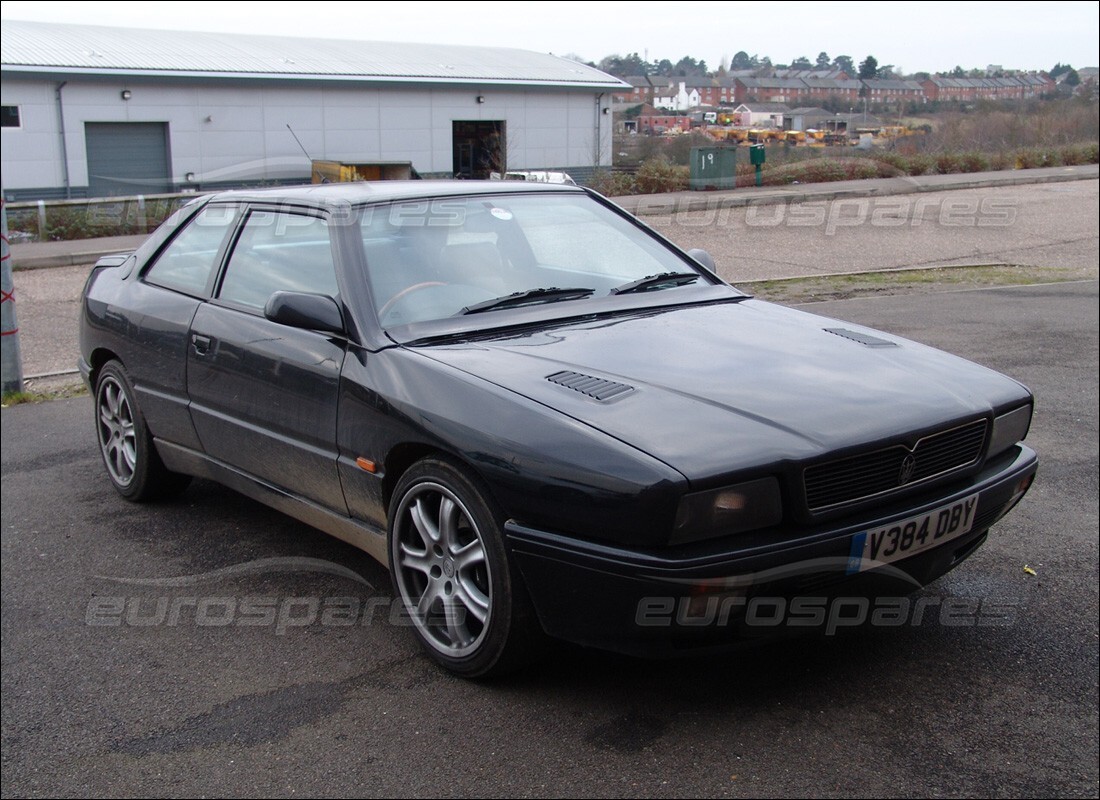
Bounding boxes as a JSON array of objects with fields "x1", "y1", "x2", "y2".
[{"x1": 452, "y1": 121, "x2": 505, "y2": 179}]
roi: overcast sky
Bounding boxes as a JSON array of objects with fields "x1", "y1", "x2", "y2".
[{"x1": 2, "y1": 0, "x2": 1097, "y2": 74}]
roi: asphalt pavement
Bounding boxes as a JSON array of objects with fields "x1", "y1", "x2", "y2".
[{"x1": 2, "y1": 281, "x2": 1097, "y2": 797}]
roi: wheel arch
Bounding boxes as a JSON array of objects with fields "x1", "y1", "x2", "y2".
[
  {"x1": 87, "y1": 347, "x2": 123, "y2": 388},
  {"x1": 382, "y1": 443, "x2": 502, "y2": 521}
]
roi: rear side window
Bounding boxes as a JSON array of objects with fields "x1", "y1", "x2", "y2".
[
  {"x1": 218, "y1": 211, "x2": 338, "y2": 311},
  {"x1": 143, "y1": 205, "x2": 237, "y2": 296}
]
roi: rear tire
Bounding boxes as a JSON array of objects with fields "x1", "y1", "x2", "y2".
[
  {"x1": 388, "y1": 457, "x2": 543, "y2": 677},
  {"x1": 94, "y1": 360, "x2": 190, "y2": 502}
]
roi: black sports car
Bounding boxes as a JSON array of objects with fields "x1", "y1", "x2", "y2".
[{"x1": 79, "y1": 182, "x2": 1038, "y2": 676}]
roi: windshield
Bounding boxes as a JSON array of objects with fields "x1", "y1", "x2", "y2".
[{"x1": 358, "y1": 193, "x2": 707, "y2": 327}]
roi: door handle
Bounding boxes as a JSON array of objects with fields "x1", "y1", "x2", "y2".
[{"x1": 192, "y1": 334, "x2": 212, "y2": 356}]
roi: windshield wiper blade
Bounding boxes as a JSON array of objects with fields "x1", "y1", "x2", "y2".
[
  {"x1": 460, "y1": 287, "x2": 595, "y2": 315},
  {"x1": 612, "y1": 272, "x2": 700, "y2": 295}
]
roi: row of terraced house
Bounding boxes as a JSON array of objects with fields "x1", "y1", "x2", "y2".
[{"x1": 616, "y1": 70, "x2": 1056, "y2": 110}]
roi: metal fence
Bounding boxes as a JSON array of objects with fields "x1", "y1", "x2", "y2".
[{"x1": 4, "y1": 192, "x2": 201, "y2": 243}]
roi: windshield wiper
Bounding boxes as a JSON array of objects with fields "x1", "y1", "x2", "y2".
[
  {"x1": 611, "y1": 272, "x2": 700, "y2": 295},
  {"x1": 459, "y1": 287, "x2": 596, "y2": 315}
]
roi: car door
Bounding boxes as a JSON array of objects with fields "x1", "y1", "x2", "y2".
[
  {"x1": 124, "y1": 202, "x2": 240, "y2": 450},
  {"x1": 186, "y1": 206, "x2": 349, "y2": 513}
]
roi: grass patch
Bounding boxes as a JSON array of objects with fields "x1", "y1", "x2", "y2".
[
  {"x1": 741, "y1": 264, "x2": 1096, "y2": 304},
  {"x1": 2, "y1": 381, "x2": 88, "y2": 407}
]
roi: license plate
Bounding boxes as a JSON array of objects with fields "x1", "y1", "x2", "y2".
[{"x1": 847, "y1": 494, "x2": 979, "y2": 574}]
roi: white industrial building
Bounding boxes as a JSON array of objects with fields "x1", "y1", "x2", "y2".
[{"x1": 0, "y1": 21, "x2": 625, "y2": 200}]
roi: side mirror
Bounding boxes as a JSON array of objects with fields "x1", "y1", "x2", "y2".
[
  {"x1": 264, "y1": 291, "x2": 345, "y2": 336},
  {"x1": 687, "y1": 248, "x2": 716, "y2": 272}
]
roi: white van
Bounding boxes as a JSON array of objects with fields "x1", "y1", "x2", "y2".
[{"x1": 491, "y1": 170, "x2": 578, "y2": 186}]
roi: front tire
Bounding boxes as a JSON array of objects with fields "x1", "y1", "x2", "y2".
[
  {"x1": 94, "y1": 360, "x2": 190, "y2": 501},
  {"x1": 389, "y1": 458, "x2": 542, "y2": 677}
]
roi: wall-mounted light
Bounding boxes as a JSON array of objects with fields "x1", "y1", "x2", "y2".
[
  {"x1": 204, "y1": 115, "x2": 213, "y2": 123},
  {"x1": 185, "y1": 172, "x2": 196, "y2": 182},
  {"x1": 476, "y1": 95, "x2": 485, "y2": 104},
  {"x1": 602, "y1": 107, "x2": 610, "y2": 115},
  {"x1": 120, "y1": 89, "x2": 132, "y2": 101}
]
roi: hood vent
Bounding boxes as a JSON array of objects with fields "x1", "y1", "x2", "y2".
[
  {"x1": 824, "y1": 328, "x2": 898, "y2": 348},
  {"x1": 546, "y1": 370, "x2": 634, "y2": 401}
]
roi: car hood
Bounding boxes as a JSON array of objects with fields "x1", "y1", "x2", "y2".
[{"x1": 413, "y1": 300, "x2": 1029, "y2": 483}]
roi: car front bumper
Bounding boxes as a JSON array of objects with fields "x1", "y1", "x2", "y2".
[{"x1": 507, "y1": 444, "x2": 1038, "y2": 656}]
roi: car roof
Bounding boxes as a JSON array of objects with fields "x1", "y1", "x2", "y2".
[{"x1": 202, "y1": 180, "x2": 586, "y2": 208}]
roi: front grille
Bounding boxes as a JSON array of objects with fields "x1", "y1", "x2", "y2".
[{"x1": 803, "y1": 419, "x2": 988, "y2": 512}]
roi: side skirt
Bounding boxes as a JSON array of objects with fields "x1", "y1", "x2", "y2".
[{"x1": 156, "y1": 439, "x2": 390, "y2": 567}]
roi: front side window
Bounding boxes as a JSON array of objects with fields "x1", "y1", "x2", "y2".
[
  {"x1": 143, "y1": 204, "x2": 237, "y2": 296},
  {"x1": 218, "y1": 210, "x2": 338, "y2": 311},
  {"x1": 0, "y1": 105, "x2": 20, "y2": 128}
]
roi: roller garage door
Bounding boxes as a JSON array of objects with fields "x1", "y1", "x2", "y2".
[{"x1": 84, "y1": 122, "x2": 170, "y2": 197}]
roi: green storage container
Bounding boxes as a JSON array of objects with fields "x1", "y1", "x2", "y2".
[{"x1": 689, "y1": 147, "x2": 736, "y2": 190}]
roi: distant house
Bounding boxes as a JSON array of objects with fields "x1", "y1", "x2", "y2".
[
  {"x1": 615, "y1": 75, "x2": 654, "y2": 104},
  {"x1": 861, "y1": 79, "x2": 926, "y2": 103},
  {"x1": 652, "y1": 81, "x2": 701, "y2": 111},
  {"x1": 732, "y1": 103, "x2": 791, "y2": 128},
  {"x1": 614, "y1": 76, "x2": 739, "y2": 110},
  {"x1": 803, "y1": 78, "x2": 861, "y2": 103},
  {"x1": 734, "y1": 78, "x2": 810, "y2": 104},
  {"x1": 637, "y1": 110, "x2": 692, "y2": 134},
  {"x1": 784, "y1": 107, "x2": 831, "y2": 131},
  {"x1": 616, "y1": 69, "x2": 1058, "y2": 118},
  {"x1": 683, "y1": 77, "x2": 722, "y2": 107},
  {"x1": 921, "y1": 75, "x2": 1054, "y2": 101},
  {"x1": 1075, "y1": 67, "x2": 1099, "y2": 98}
]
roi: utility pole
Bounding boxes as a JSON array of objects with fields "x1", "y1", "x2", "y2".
[{"x1": 1, "y1": 192, "x2": 25, "y2": 396}]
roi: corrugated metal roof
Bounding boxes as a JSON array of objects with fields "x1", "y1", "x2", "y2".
[{"x1": 1, "y1": 20, "x2": 627, "y2": 89}]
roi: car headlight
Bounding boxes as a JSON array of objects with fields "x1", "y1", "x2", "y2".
[
  {"x1": 987, "y1": 404, "x2": 1033, "y2": 460},
  {"x1": 671, "y1": 477, "x2": 783, "y2": 545}
]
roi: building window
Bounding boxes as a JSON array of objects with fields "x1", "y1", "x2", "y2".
[{"x1": 1, "y1": 105, "x2": 20, "y2": 128}]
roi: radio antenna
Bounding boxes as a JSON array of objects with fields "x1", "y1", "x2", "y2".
[{"x1": 287, "y1": 124, "x2": 327, "y2": 183}]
